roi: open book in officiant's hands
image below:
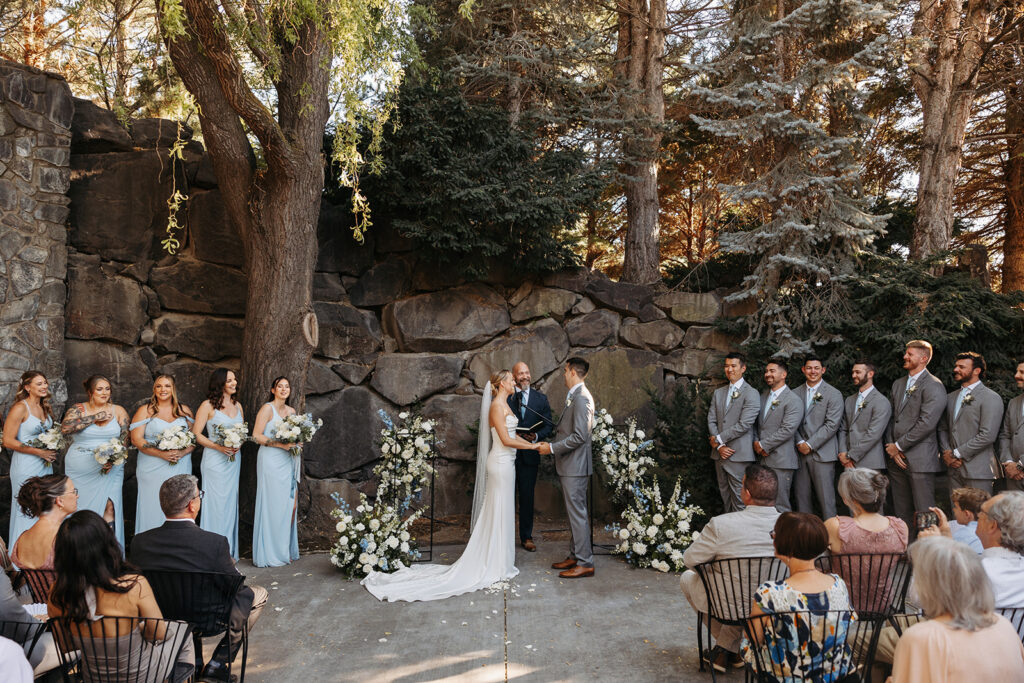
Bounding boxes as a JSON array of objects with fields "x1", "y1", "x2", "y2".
[{"x1": 516, "y1": 421, "x2": 544, "y2": 433}]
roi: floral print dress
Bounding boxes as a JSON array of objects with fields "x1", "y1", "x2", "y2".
[{"x1": 742, "y1": 574, "x2": 856, "y2": 682}]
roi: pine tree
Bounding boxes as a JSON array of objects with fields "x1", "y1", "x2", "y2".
[{"x1": 691, "y1": 0, "x2": 894, "y2": 355}]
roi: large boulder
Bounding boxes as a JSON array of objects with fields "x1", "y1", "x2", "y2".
[
  {"x1": 565, "y1": 310, "x2": 621, "y2": 347},
  {"x1": 306, "y1": 357, "x2": 347, "y2": 395},
  {"x1": 584, "y1": 277, "x2": 654, "y2": 317},
  {"x1": 129, "y1": 118, "x2": 191, "y2": 149},
  {"x1": 316, "y1": 202, "x2": 375, "y2": 276},
  {"x1": 540, "y1": 347, "x2": 663, "y2": 422},
  {"x1": 468, "y1": 325, "x2": 563, "y2": 388},
  {"x1": 66, "y1": 255, "x2": 148, "y2": 344},
  {"x1": 348, "y1": 259, "x2": 411, "y2": 307},
  {"x1": 527, "y1": 318, "x2": 570, "y2": 364},
  {"x1": 314, "y1": 301, "x2": 382, "y2": 360},
  {"x1": 149, "y1": 258, "x2": 247, "y2": 315},
  {"x1": 69, "y1": 98, "x2": 132, "y2": 153},
  {"x1": 298, "y1": 477, "x2": 364, "y2": 545},
  {"x1": 304, "y1": 386, "x2": 390, "y2": 478},
  {"x1": 383, "y1": 283, "x2": 510, "y2": 353},
  {"x1": 510, "y1": 287, "x2": 578, "y2": 323},
  {"x1": 654, "y1": 291, "x2": 721, "y2": 324},
  {"x1": 151, "y1": 313, "x2": 243, "y2": 361},
  {"x1": 331, "y1": 361, "x2": 373, "y2": 385},
  {"x1": 187, "y1": 190, "x2": 241, "y2": 267},
  {"x1": 426, "y1": 459, "x2": 475, "y2": 517},
  {"x1": 64, "y1": 340, "x2": 152, "y2": 406},
  {"x1": 370, "y1": 353, "x2": 464, "y2": 405},
  {"x1": 619, "y1": 319, "x2": 685, "y2": 353},
  {"x1": 661, "y1": 347, "x2": 716, "y2": 378},
  {"x1": 541, "y1": 268, "x2": 592, "y2": 293},
  {"x1": 682, "y1": 325, "x2": 738, "y2": 352},
  {"x1": 421, "y1": 393, "x2": 482, "y2": 461}
]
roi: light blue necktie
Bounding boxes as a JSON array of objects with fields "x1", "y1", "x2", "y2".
[
  {"x1": 520, "y1": 391, "x2": 528, "y2": 420},
  {"x1": 806, "y1": 387, "x2": 814, "y2": 411},
  {"x1": 954, "y1": 389, "x2": 970, "y2": 420},
  {"x1": 763, "y1": 391, "x2": 775, "y2": 419},
  {"x1": 725, "y1": 385, "x2": 734, "y2": 411}
]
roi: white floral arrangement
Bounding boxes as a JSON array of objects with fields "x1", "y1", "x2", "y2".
[
  {"x1": 375, "y1": 409, "x2": 436, "y2": 503},
  {"x1": 148, "y1": 424, "x2": 196, "y2": 465},
  {"x1": 606, "y1": 476, "x2": 702, "y2": 572},
  {"x1": 592, "y1": 409, "x2": 655, "y2": 500},
  {"x1": 329, "y1": 492, "x2": 423, "y2": 579},
  {"x1": 274, "y1": 413, "x2": 323, "y2": 456},
  {"x1": 93, "y1": 438, "x2": 128, "y2": 474},
  {"x1": 210, "y1": 422, "x2": 250, "y2": 461},
  {"x1": 25, "y1": 426, "x2": 66, "y2": 467}
]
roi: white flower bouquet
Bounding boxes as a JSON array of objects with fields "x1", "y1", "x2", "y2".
[
  {"x1": 375, "y1": 410, "x2": 436, "y2": 504},
  {"x1": 273, "y1": 413, "x2": 323, "y2": 456},
  {"x1": 592, "y1": 409, "x2": 655, "y2": 500},
  {"x1": 606, "y1": 476, "x2": 702, "y2": 572},
  {"x1": 210, "y1": 422, "x2": 250, "y2": 461},
  {"x1": 329, "y1": 492, "x2": 423, "y2": 579},
  {"x1": 25, "y1": 426, "x2": 66, "y2": 467},
  {"x1": 148, "y1": 424, "x2": 196, "y2": 465},
  {"x1": 93, "y1": 438, "x2": 128, "y2": 474}
]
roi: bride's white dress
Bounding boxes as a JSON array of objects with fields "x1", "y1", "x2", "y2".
[{"x1": 361, "y1": 413, "x2": 519, "y2": 602}]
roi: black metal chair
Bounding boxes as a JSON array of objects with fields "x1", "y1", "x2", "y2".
[
  {"x1": 743, "y1": 609, "x2": 884, "y2": 683},
  {"x1": 48, "y1": 615, "x2": 193, "y2": 683},
  {"x1": 142, "y1": 570, "x2": 248, "y2": 682},
  {"x1": 694, "y1": 556, "x2": 790, "y2": 680},
  {"x1": 22, "y1": 568, "x2": 58, "y2": 603},
  {"x1": 0, "y1": 618, "x2": 48, "y2": 665},
  {"x1": 997, "y1": 607, "x2": 1024, "y2": 641},
  {"x1": 814, "y1": 552, "x2": 912, "y2": 618}
]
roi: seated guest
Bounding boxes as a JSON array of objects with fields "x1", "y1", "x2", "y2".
[
  {"x1": 681, "y1": 464, "x2": 781, "y2": 673},
  {"x1": 949, "y1": 487, "x2": 988, "y2": 554},
  {"x1": 0, "y1": 559, "x2": 59, "y2": 676},
  {"x1": 129, "y1": 474, "x2": 267, "y2": 683},
  {"x1": 47, "y1": 511, "x2": 193, "y2": 678},
  {"x1": 891, "y1": 537, "x2": 1024, "y2": 682},
  {"x1": 10, "y1": 474, "x2": 79, "y2": 570},
  {"x1": 743, "y1": 512, "x2": 854, "y2": 679}
]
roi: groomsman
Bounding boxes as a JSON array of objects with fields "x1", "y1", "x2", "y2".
[
  {"x1": 707, "y1": 353, "x2": 761, "y2": 512},
  {"x1": 753, "y1": 360, "x2": 802, "y2": 511},
  {"x1": 938, "y1": 352, "x2": 1004, "y2": 496},
  {"x1": 793, "y1": 355, "x2": 843, "y2": 519},
  {"x1": 508, "y1": 361, "x2": 553, "y2": 552},
  {"x1": 838, "y1": 360, "x2": 892, "y2": 472},
  {"x1": 885, "y1": 339, "x2": 947, "y2": 530},
  {"x1": 999, "y1": 361, "x2": 1024, "y2": 491}
]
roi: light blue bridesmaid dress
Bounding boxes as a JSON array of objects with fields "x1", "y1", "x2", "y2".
[
  {"x1": 253, "y1": 404, "x2": 300, "y2": 567},
  {"x1": 200, "y1": 409, "x2": 243, "y2": 560},
  {"x1": 132, "y1": 415, "x2": 193, "y2": 535},
  {"x1": 8, "y1": 402, "x2": 53, "y2": 548},
  {"x1": 64, "y1": 417, "x2": 125, "y2": 546}
]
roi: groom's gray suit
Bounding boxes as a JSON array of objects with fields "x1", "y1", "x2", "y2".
[{"x1": 550, "y1": 382, "x2": 595, "y2": 568}]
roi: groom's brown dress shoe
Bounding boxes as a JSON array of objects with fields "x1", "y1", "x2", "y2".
[
  {"x1": 551, "y1": 557, "x2": 577, "y2": 570},
  {"x1": 522, "y1": 539, "x2": 536, "y2": 552},
  {"x1": 559, "y1": 566, "x2": 594, "y2": 579}
]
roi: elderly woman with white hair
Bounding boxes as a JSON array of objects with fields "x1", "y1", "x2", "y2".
[{"x1": 890, "y1": 536, "x2": 1024, "y2": 682}]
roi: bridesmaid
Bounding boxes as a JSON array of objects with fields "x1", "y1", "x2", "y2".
[
  {"x1": 252, "y1": 376, "x2": 301, "y2": 567},
  {"x1": 130, "y1": 375, "x2": 194, "y2": 535},
  {"x1": 192, "y1": 369, "x2": 244, "y2": 560},
  {"x1": 2, "y1": 371, "x2": 58, "y2": 548},
  {"x1": 61, "y1": 375, "x2": 129, "y2": 546}
]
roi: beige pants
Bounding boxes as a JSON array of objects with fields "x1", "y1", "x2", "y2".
[{"x1": 681, "y1": 570, "x2": 744, "y2": 653}]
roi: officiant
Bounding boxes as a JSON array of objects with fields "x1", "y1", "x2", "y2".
[{"x1": 508, "y1": 362, "x2": 554, "y2": 552}]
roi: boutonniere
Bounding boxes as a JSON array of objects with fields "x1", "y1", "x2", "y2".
[
  {"x1": 770, "y1": 398, "x2": 780, "y2": 411},
  {"x1": 856, "y1": 399, "x2": 866, "y2": 412},
  {"x1": 963, "y1": 394, "x2": 975, "y2": 406},
  {"x1": 565, "y1": 395, "x2": 573, "y2": 408},
  {"x1": 905, "y1": 385, "x2": 918, "y2": 397},
  {"x1": 730, "y1": 389, "x2": 740, "y2": 401},
  {"x1": 812, "y1": 392, "x2": 823, "y2": 403}
]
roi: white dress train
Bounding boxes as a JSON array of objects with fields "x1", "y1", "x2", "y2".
[{"x1": 362, "y1": 414, "x2": 519, "y2": 602}]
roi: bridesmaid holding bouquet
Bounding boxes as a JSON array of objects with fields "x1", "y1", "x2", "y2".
[
  {"x1": 252, "y1": 376, "x2": 301, "y2": 567},
  {"x1": 61, "y1": 375, "x2": 129, "y2": 545},
  {"x1": 192, "y1": 368, "x2": 245, "y2": 560},
  {"x1": 130, "y1": 375, "x2": 195, "y2": 535},
  {"x1": 2, "y1": 371, "x2": 58, "y2": 547}
]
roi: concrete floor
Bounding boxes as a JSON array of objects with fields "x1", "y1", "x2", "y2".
[{"x1": 228, "y1": 541, "x2": 732, "y2": 683}]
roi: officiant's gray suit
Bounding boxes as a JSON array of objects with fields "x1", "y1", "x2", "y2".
[
  {"x1": 551, "y1": 382, "x2": 595, "y2": 568},
  {"x1": 937, "y1": 382, "x2": 1003, "y2": 495},
  {"x1": 999, "y1": 395, "x2": 1024, "y2": 491},
  {"x1": 793, "y1": 381, "x2": 843, "y2": 519},
  {"x1": 754, "y1": 386, "x2": 802, "y2": 511},
  {"x1": 707, "y1": 380, "x2": 761, "y2": 512},
  {"x1": 838, "y1": 389, "x2": 892, "y2": 471}
]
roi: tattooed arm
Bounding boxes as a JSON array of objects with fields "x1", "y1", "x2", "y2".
[
  {"x1": 61, "y1": 404, "x2": 111, "y2": 436},
  {"x1": 116, "y1": 406, "x2": 130, "y2": 444}
]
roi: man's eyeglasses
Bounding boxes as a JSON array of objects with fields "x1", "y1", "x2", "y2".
[{"x1": 193, "y1": 490, "x2": 206, "y2": 501}]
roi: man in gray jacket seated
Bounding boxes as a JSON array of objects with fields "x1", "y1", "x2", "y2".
[
  {"x1": 680, "y1": 464, "x2": 780, "y2": 672},
  {"x1": 0, "y1": 568, "x2": 59, "y2": 679}
]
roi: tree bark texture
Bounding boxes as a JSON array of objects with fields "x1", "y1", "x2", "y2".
[
  {"x1": 1002, "y1": 71, "x2": 1024, "y2": 292},
  {"x1": 616, "y1": 0, "x2": 666, "y2": 285},
  {"x1": 910, "y1": 0, "x2": 994, "y2": 259}
]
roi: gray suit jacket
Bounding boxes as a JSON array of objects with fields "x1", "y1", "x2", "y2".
[
  {"x1": 550, "y1": 383, "x2": 594, "y2": 477},
  {"x1": 937, "y1": 383, "x2": 1003, "y2": 480},
  {"x1": 838, "y1": 388, "x2": 892, "y2": 470},
  {"x1": 0, "y1": 570, "x2": 43, "y2": 668},
  {"x1": 754, "y1": 386, "x2": 802, "y2": 470},
  {"x1": 707, "y1": 380, "x2": 761, "y2": 463},
  {"x1": 999, "y1": 395, "x2": 1024, "y2": 466},
  {"x1": 886, "y1": 370, "x2": 947, "y2": 473},
  {"x1": 793, "y1": 381, "x2": 844, "y2": 462}
]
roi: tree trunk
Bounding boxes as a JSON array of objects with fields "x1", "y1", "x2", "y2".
[{"x1": 1002, "y1": 75, "x2": 1024, "y2": 292}]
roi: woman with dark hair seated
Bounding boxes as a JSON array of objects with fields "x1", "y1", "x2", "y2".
[
  {"x1": 46, "y1": 511, "x2": 192, "y2": 680},
  {"x1": 743, "y1": 512, "x2": 855, "y2": 681},
  {"x1": 10, "y1": 474, "x2": 80, "y2": 570}
]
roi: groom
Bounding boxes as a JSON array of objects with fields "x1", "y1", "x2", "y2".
[{"x1": 538, "y1": 357, "x2": 596, "y2": 578}]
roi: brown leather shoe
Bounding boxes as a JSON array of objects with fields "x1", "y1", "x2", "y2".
[
  {"x1": 559, "y1": 565, "x2": 594, "y2": 579},
  {"x1": 522, "y1": 539, "x2": 537, "y2": 552},
  {"x1": 551, "y1": 557, "x2": 577, "y2": 570}
]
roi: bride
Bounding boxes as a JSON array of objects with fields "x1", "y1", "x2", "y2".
[{"x1": 362, "y1": 369, "x2": 539, "y2": 602}]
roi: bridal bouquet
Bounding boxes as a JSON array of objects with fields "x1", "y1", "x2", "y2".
[
  {"x1": 375, "y1": 410, "x2": 436, "y2": 503},
  {"x1": 592, "y1": 410, "x2": 656, "y2": 500},
  {"x1": 606, "y1": 476, "x2": 702, "y2": 572},
  {"x1": 274, "y1": 413, "x2": 322, "y2": 456},
  {"x1": 93, "y1": 438, "x2": 128, "y2": 474},
  {"x1": 25, "y1": 426, "x2": 67, "y2": 467},
  {"x1": 329, "y1": 492, "x2": 423, "y2": 579},
  {"x1": 210, "y1": 422, "x2": 250, "y2": 461},
  {"x1": 148, "y1": 424, "x2": 196, "y2": 465}
]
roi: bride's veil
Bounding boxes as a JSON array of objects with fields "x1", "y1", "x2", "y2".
[{"x1": 470, "y1": 380, "x2": 492, "y2": 532}]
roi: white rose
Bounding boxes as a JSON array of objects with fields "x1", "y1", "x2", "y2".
[
  {"x1": 356, "y1": 505, "x2": 365, "y2": 513},
  {"x1": 362, "y1": 564, "x2": 373, "y2": 574},
  {"x1": 618, "y1": 542, "x2": 628, "y2": 553},
  {"x1": 604, "y1": 414, "x2": 614, "y2": 424},
  {"x1": 336, "y1": 521, "x2": 346, "y2": 532},
  {"x1": 399, "y1": 412, "x2": 409, "y2": 419},
  {"x1": 636, "y1": 430, "x2": 645, "y2": 439},
  {"x1": 603, "y1": 444, "x2": 613, "y2": 453},
  {"x1": 652, "y1": 513, "x2": 664, "y2": 525},
  {"x1": 400, "y1": 541, "x2": 410, "y2": 553},
  {"x1": 422, "y1": 421, "x2": 433, "y2": 432},
  {"x1": 338, "y1": 536, "x2": 349, "y2": 546},
  {"x1": 657, "y1": 561, "x2": 669, "y2": 573},
  {"x1": 599, "y1": 429, "x2": 609, "y2": 438},
  {"x1": 402, "y1": 474, "x2": 413, "y2": 483},
  {"x1": 330, "y1": 555, "x2": 340, "y2": 566},
  {"x1": 358, "y1": 553, "x2": 370, "y2": 564},
  {"x1": 632, "y1": 542, "x2": 647, "y2": 555},
  {"x1": 665, "y1": 529, "x2": 676, "y2": 539},
  {"x1": 399, "y1": 530, "x2": 410, "y2": 542},
  {"x1": 628, "y1": 442, "x2": 637, "y2": 452},
  {"x1": 402, "y1": 449, "x2": 412, "y2": 459},
  {"x1": 386, "y1": 537, "x2": 399, "y2": 549},
  {"x1": 618, "y1": 528, "x2": 629, "y2": 540},
  {"x1": 414, "y1": 437, "x2": 426, "y2": 449},
  {"x1": 646, "y1": 525, "x2": 658, "y2": 538},
  {"x1": 367, "y1": 554, "x2": 378, "y2": 565},
  {"x1": 382, "y1": 443, "x2": 391, "y2": 454},
  {"x1": 355, "y1": 523, "x2": 365, "y2": 532},
  {"x1": 369, "y1": 519, "x2": 381, "y2": 531},
  {"x1": 378, "y1": 557, "x2": 388, "y2": 568}
]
